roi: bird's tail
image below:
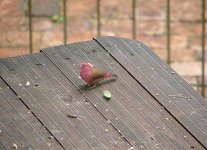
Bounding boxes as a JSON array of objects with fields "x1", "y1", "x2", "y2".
[{"x1": 104, "y1": 73, "x2": 118, "y2": 78}]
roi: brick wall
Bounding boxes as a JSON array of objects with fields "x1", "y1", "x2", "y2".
[{"x1": 0, "y1": 0, "x2": 207, "y2": 93}]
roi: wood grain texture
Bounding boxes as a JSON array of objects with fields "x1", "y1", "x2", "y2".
[
  {"x1": 95, "y1": 36, "x2": 207, "y2": 148},
  {"x1": 0, "y1": 53, "x2": 131, "y2": 149},
  {"x1": 0, "y1": 36, "x2": 206, "y2": 149},
  {"x1": 0, "y1": 78, "x2": 63, "y2": 150},
  {"x1": 42, "y1": 38, "x2": 204, "y2": 149}
]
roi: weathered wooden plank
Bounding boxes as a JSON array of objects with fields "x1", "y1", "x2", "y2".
[
  {"x1": 43, "y1": 47, "x2": 149, "y2": 149},
  {"x1": 0, "y1": 53, "x2": 131, "y2": 149},
  {"x1": 96, "y1": 36, "x2": 207, "y2": 112},
  {"x1": 135, "y1": 38, "x2": 207, "y2": 109},
  {"x1": 95, "y1": 36, "x2": 207, "y2": 148},
  {"x1": 42, "y1": 41, "x2": 204, "y2": 149},
  {"x1": 0, "y1": 78, "x2": 63, "y2": 150}
]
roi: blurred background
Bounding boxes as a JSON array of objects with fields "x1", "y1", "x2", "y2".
[{"x1": 0, "y1": 0, "x2": 206, "y2": 96}]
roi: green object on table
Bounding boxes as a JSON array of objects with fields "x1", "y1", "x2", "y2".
[{"x1": 103, "y1": 90, "x2": 111, "y2": 100}]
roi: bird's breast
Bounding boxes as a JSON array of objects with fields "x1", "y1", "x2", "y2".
[{"x1": 80, "y1": 69, "x2": 92, "y2": 83}]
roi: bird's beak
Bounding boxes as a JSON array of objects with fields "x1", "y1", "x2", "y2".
[{"x1": 88, "y1": 63, "x2": 93, "y2": 67}]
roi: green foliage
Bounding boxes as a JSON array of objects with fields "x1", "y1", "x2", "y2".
[{"x1": 51, "y1": 14, "x2": 64, "y2": 23}]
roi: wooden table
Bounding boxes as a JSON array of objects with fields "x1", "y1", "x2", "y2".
[{"x1": 1, "y1": 36, "x2": 207, "y2": 149}]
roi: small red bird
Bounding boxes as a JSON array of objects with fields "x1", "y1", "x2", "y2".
[{"x1": 80, "y1": 63, "x2": 117, "y2": 86}]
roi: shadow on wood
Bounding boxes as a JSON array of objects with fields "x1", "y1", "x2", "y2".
[{"x1": 79, "y1": 78, "x2": 117, "y2": 90}]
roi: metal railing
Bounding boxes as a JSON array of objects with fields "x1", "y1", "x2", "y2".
[
  {"x1": 28, "y1": 0, "x2": 206, "y2": 96},
  {"x1": 201, "y1": 0, "x2": 206, "y2": 96}
]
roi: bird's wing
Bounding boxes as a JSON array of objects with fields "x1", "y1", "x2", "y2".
[{"x1": 91, "y1": 68, "x2": 106, "y2": 80}]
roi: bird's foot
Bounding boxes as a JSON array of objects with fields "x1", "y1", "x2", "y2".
[
  {"x1": 88, "y1": 84, "x2": 97, "y2": 88},
  {"x1": 79, "y1": 84, "x2": 97, "y2": 90}
]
